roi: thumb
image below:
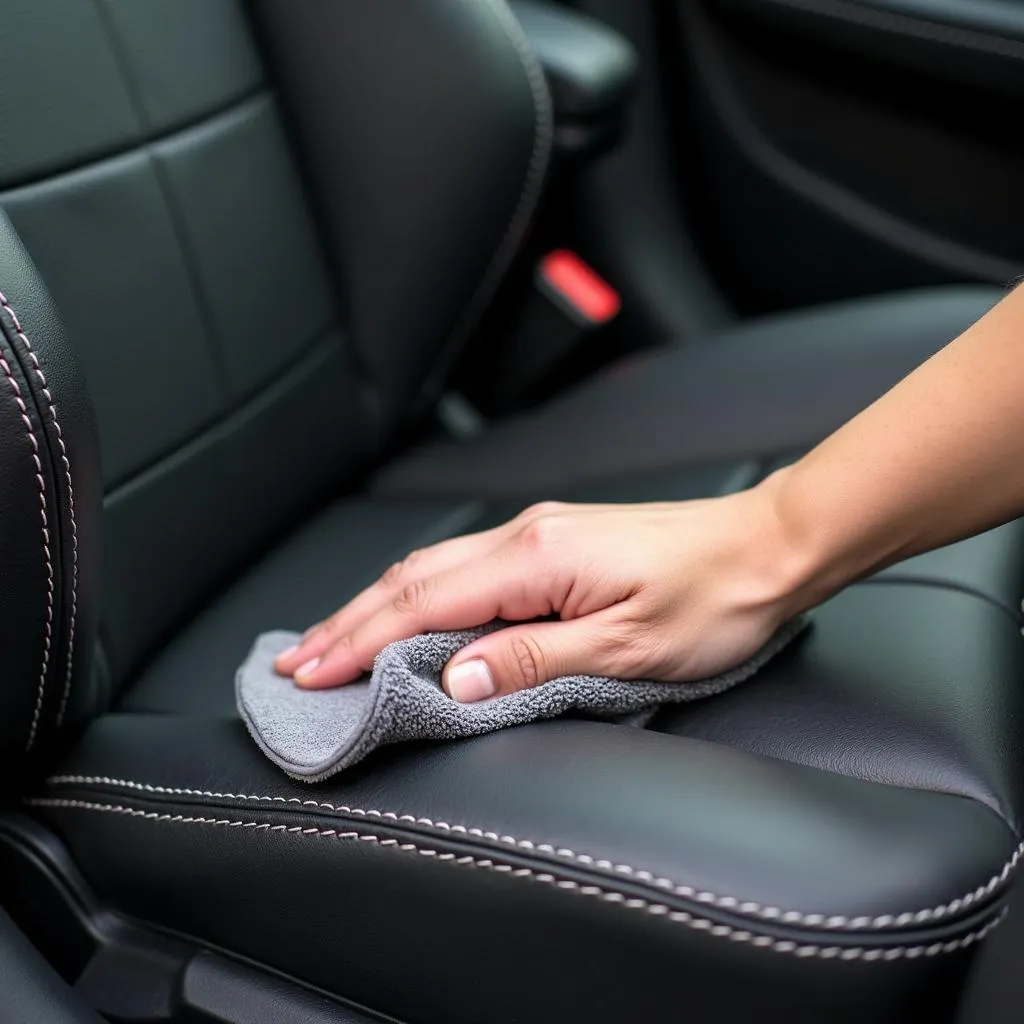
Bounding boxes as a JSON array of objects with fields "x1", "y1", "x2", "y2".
[{"x1": 442, "y1": 617, "x2": 618, "y2": 702}]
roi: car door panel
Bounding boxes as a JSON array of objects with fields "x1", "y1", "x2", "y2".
[{"x1": 669, "y1": 0, "x2": 1024, "y2": 314}]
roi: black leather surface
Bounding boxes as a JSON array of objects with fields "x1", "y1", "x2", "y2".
[
  {"x1": 25, "y1": 774, "x2": 988, "y2": 1023},
  {"x1": 0, "y1": 906, "x2": 103, "y2": 1024},
  {"x1": 875, "y1": 521, "x2": 1024, "y2": 623},
  {"x1": 251, "y1": 0, "x2": 552, "y2": 422},
  {"x1": 511, "y1": 0, "x2": 639, "y2": 119},
  {"x1": 0, "y1": 211, "x2": 101, "y2": 761},
  {"x1": 123, "y1": 497, "x2": 485, "y2": 716},
  {"x1": 0, "y1": 0, "x2": 551, "y2": 695},
  {"x1": 373, "y1": 286, "x2": 1000, "y2": 497},
  {"x1": 3, "y1": 1, "x2": 1023, "y2": 1020},
  {"x1": 33, "y1": 577, "x2": 1021, "y2": 1024},
  {"x1": 656, "y1": 582, "x2": 1024, "y2": 831},
  {"x1": 0, "y1": 0, "x2": 379, "y2": 690}
]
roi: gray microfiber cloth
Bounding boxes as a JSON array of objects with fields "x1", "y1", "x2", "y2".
[{"x1": 237, "y1": 618, "x2": 809, "y2": 782}]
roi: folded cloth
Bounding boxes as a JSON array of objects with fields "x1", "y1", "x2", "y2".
[{"x1": 237, "y1": 619, "x2": 810, "y2": 782}]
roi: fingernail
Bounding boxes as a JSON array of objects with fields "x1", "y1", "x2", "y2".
[
  {"x1": 295, "y1": 657, "x2": 320, "y2": 681},
  {"x1": 277, "y1": 645, "x2": 299, "y2": 662},
  {"x1": 447, "y1": 660, "x2": 495, "y2": 703}
]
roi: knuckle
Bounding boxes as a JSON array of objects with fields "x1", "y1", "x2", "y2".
[
  {"x1": 393, "y1": 577, "x2": 430, "y2": 616},
  {"x1": 518, "y1": 501, "x2": 564, "y2": 523},
  {"x1": 381, "y1": 549, "x2": 424, "y2": 587},
  {"x1": 329, "y1": 631, "x2": 355, "y2": 661},
  {"x1": 509, "y1": 635, "x2": 546, "y2": 689},
  {"x1": 380, "y1": 560, "x2": 405, "y2": 586},
  {"x1": 518, "y1": 515, "x2": 563, "y2": 553}
]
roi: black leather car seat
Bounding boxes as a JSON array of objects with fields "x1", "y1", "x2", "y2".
[{"x1": 0, "y1": 3, "x2": 1020, "y2": 1023}]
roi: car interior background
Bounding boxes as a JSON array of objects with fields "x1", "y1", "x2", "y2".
[{"x1": 0, "y1": 1, "x2": 1022, "y2": 1022}]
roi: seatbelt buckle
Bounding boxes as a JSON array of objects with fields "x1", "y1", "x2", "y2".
[
  {"x1": 459, "y1": 248, "x2": 622, "y2": 415},
  {"x1": 535, "y1": 250, "x2": 621, "y2": 327}
]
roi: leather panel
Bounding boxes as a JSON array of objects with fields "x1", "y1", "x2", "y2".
[
  {"x1": 152, "y1": 95, "x2": 336, "y2": 401},
  {"x1": 0, "y1": 0, "x2": 550, "y2": 701},
  {"x1": 100, "y1": 0, "x2": 264, "y2": 133},
  {"x1": 118, "y1": 459, "x2": 767, "y2": 716},
  {"x1": 121, "y1": 498, "x2": 487, "y2": 715},
  {"x1": 1, "y1": 4, "x2": 1021, "y2": 1020},
  {"x1": 2, "y1": 153, "x2": 223, "y2": 483},
  {"x1": 251, "y1": 0, "x2": 552, "y2": 420},
  {"x1": 101, "y1": 331, "x2": 371, "y2": 685},
  {"x1": 876, "y1": 522, "x2": 1024, "y2": 623},
  {"x1": 25, "y1": 791, "x2": 985, "y2": 1024},
  {"x1": 33, "y1": 680, "x2": 1013, "y2": 1024},
  {"x1": 0, "y1": 211, "x2": 101, "y2": 759},
  {"x1": 0, "y1": 284, "x2": 64, "y2": 758},
  {"x1": 374, "y1": 286, "x2": 1000, "y2": 497},
  {"x1": 0, "y1": 0, "x2": 139, "y2": 188},
  {"x1": 39, "y1": 699, "x2": 1017, "y2": 928},
  {"x1": 44, "y1": 579, "x2": 1024, "y2": 1024},
  {"x1": 657, "y1": 583, "x2": 1024, "y2": 832},
  {"x1": 0, "y1": 4, "x2": 380, "y2": 693}
]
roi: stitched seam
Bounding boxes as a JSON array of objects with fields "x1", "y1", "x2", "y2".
[
  {"x1": 26, "y1": 797, "x2": 1005, "y2": 960},
  {"x1": 0, "y1": 316, "x2": 53, "y2": 752},
  {"x1": 45, "y1": 775, "x2": 1022, "y2": 931},
  {"x1": 0, "y1": 293, "x2": 78, "y2": 730},
  {"x1": 749, "y1": 0, "x2": 1024, "y2": 60},
  {"x1": 421, "y1": 0, "x2": 554, "y2": 400}
]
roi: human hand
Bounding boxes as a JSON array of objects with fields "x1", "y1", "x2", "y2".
[{"x1": 274, "y1": 474, "x2": 813, "y2": 702}]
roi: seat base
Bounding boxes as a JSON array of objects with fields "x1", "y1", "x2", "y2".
[
  {"x1": 0, "y1": 815, "x2": 376, "y2": 1024},
  {"x1": 4, "y1": 808, "x2": 1021, "y2": 1024},
  {"x1": 21, "y1": 560, "x2": 1024, "y2": 1024}
]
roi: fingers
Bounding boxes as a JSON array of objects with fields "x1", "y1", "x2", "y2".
[
  {"x1": 290, "y1": 539, "x2": 567, "y2": 689},
  {"x1": 441, "y1": 614, "x2": 630, "y2": 701},
  {"x1": 275, "y1": 499, "x2": 672, "y2": 690},
  {"x1": 274, "y1": 526, "x2": 506, "y2": 679}
]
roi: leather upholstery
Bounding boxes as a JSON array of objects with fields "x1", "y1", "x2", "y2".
[
  {"x1": 30, "y1": 577, "x2": 1022, "y2": 1024},
  {"x1": 122, "y1": 497, "x2": 485, "y2": 716},
  {"x1": 251, "y1": 0, "x2": 553, "y2": 422},
  {"x1": 0, "y1": 211, "x2": 100, "y2": 762},
  {"x1": 373, "y1": 286, "x2": 999, "y2": 497},
  {"x1": 0, "y1": 0, "x2": 546, "y2": 695},
  {"x1": 0, "y1": 1, "x2": 1021, "y2": 1022}
]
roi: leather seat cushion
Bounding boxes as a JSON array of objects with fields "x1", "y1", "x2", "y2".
[{"x1": 33, "y1": 571, "x2": 1024, "y2": 1024}]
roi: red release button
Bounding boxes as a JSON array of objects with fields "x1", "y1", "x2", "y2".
[{"x1": 539, "y1": 250, "x2": 621, "y2": 325}]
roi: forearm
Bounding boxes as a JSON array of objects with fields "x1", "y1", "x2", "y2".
[{"x1": 766, "y1": 284, "x2": 1024, "y2": 611}]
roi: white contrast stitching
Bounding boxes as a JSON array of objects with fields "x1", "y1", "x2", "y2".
[
  {"x1": 422, "y1": 0, "x2": 554, "y2": 398},
  {"x1": 26, "y1": 797, "x2": 1006, "y2": 960},
  {"x1": 0, "y1": 292, "x2": 79, "y2": 731},
  {"x1": 0, "y1": 309, "x2": 53, "y2": 752},
  {"x1": 753, "y1": 0, "x2": 1024, "y2": 61},
  {"x1": 45, "y1": 775, "x2": 1024, "y2": 931}
]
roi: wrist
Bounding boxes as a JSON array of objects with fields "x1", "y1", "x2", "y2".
[{"x1": 751, "y1": 465, "x2": 851, "y2": 618}]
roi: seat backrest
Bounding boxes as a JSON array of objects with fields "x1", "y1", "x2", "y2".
[{"x1": 0, "y1": 0, "x2": 550, "y2": 706}]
